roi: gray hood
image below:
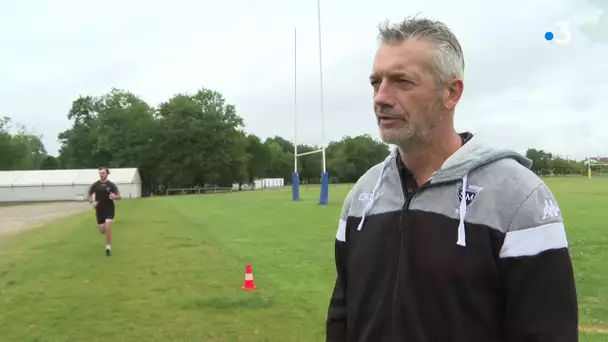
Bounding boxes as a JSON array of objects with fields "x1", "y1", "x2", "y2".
[
  {"x1": 357, "y1": 134, "x2": 532, "y2": 247},
  {"x1": 431, "y1": 134, "x2": 532, "y2": 184}
]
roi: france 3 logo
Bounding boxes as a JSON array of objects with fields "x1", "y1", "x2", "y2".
[{"x1": 544, "y1": 22, "x2": 572, "y2": 45}]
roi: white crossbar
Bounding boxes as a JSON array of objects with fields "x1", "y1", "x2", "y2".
[{"x1": 296, "y1": 149, "x2": 323, "y2": 157}]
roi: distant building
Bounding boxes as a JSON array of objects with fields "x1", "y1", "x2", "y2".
[
  {"x1": 584, "y1": 157, "x2": 608, "y2": 165},
  {"x1": 0, "y1": 168, "x2": 142, "y2": 203}
]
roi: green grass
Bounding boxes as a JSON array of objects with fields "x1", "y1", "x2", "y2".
[{"x1": 0, "y1": 179, "x2": 606, "y2": 341}]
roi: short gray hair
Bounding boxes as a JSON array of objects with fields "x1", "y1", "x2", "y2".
[{"x1": 378, "y1": 16, "x2": 465, "y2": 85}]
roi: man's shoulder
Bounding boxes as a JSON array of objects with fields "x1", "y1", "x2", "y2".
[
  {"x1": 478, "y1": 158, "x2": 545, "y2": 196},
  {"x1": 449, "y1": 158, "x2": 561, "y2": 234},
  {"x1": 474, "y1": 158, "x2": 557, "y2": 225}
]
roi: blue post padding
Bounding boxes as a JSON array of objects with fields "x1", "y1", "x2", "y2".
[
  {"x1": 318, "y1": 172, "x2": 329, "y2": 205},
  {"x1": 292, "y1": 172, "x2": 300, "y2": 201}
]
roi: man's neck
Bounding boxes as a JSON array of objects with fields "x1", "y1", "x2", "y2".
[{"x1": 399, "y1": 133, "x2": 463, "y2": 185}]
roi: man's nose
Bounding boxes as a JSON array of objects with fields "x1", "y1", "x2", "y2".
[{"x1": 373, "y1": 81, "x2": 397, "y2": 108}]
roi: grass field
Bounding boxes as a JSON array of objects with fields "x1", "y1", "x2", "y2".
[{"x1": 0, "y1": 178, "x2": 607, "y2": 341}]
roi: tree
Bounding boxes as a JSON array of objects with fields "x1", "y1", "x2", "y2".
[
  {"x1": 57, "y1": 96, "x2": 100, "y2": 168},
  {"x1": 10, "y1": 132, "x2": 47, "y2": 169},
  {"x1": 326, "y1": 135, "x2": 390, "y2": 183},
  {"x1": 39, "y1": 156, "x2": 60, "y2": 170},
  {"x1": 548, "y1": 157, "x2": 578, "y2": 175},
  {"x1": 268, "y1": 136, "x2": 294, "y2": 155},
  {"x1": 0, "y1": 117, "x2": 17, "y2": 170},
  {"x1": 265, "y1": 139, "x2": 293, "y2": 181},
  {"x1": 525, "y1": 148, "x2": 553, "y2": 174},
  {"x1": 245, "y1": 134, "x2": 271, "y2": 183},
  {"x1": 155, "y1": 88, "x2": 248, "y2": 188},
  {"x1": 0, "y1": 116, "x2": 49, "y2": 170},
  {"x1": 58, "y1": 89, "x2": 159, "y2": 191}
]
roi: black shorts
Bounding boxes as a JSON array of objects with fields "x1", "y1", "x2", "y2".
[{"x1": 95, "y1": 206, "x2": 115, "y2": 225}]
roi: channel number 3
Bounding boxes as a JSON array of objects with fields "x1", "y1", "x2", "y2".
[{"x1": 554, "y1": 21, "x2": 572, "y2": 45}]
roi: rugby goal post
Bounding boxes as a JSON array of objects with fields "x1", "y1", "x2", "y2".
[
  {"x1": 290, "y1": 26, "x2": 329, "y2": 205},
  {"x1": 585, "y1": 159, "x2": 608, "y2": 179},
  {"x1": 292, "y1": 147, "x2": 329, "y2": 205}
]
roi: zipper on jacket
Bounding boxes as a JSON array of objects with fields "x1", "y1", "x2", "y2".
[
  {"x1": 391, "y1": 181, "x2": 432, "y2": 341},
  {"x1": 397, "y1": 199, "x2": 409, "y2": 231},
  {"x1": 391, "y1": 191, "x2": 414, "y2": 340}
]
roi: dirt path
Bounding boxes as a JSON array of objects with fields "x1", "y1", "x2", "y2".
[{"x1": 0, "y1": 202, "x2": 91, "y2": 236}]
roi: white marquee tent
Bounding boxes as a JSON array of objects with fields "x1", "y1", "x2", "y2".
[{"x1": 0, "y1": 168, "x2": 142, "y2": 203}]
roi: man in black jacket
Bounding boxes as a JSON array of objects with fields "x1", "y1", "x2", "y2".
[{"x1": 326, "y1": 16, "x2": 578, "y2": 342}]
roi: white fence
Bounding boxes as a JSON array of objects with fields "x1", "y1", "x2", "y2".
[
  {"x1": 166, "y1": 178, "x2": 287, "y2": 196},
  {"x1": 254, "y1": 178, "x2": 284, "y2": 189}
]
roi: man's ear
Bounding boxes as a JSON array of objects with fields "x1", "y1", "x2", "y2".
[{"x1": 443, "y1": 79, "x2": 464, "y2": 110}]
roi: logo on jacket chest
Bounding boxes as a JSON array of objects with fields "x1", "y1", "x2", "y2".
[
  {"x1": 456, "y1": 184, "x2": 483, "y2": 212},
  {"x1": 358, "y1": 191, "x2": 383, "y2": 202}
]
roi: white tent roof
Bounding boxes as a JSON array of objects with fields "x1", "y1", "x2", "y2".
[
  {"x1": 0, "y1": 171, "x2": 26, "y2": 187},
  {"x1": 0, "y1": 168, "x2": 140, "y2": 187},
  {"x1": 72, "y1": 168, "x2": 140, "y2": 185},
  {"x1": 14, "y1": 170, "x2": 82, "y2": 186}
]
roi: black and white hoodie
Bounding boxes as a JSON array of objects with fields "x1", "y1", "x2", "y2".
[{"x1": 326, "y1": 133, "x2": 578, "y2": 342}]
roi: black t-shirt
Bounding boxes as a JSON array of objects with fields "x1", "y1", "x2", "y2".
[
  {"x1": 89, "y1": 180, "x2": 118, "y2": 208},
  {"x1": 397, "y1": 132, "x2": 473, "y2": 199}
]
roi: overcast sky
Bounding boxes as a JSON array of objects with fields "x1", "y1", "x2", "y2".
[{"x1": 1, "y1": 0, "x2": 606, "y2": 160}]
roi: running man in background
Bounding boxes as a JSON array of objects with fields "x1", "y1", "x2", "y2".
[{"x1": 88, "y1": 167, "x2": 121, "y2": 256}]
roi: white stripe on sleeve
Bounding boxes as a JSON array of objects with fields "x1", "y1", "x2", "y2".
[
  {"x1": 336, "y1": 218, "x2": 347, "y2": 242},
  {"x1": 499, "y1": 222, "x2": 568, "y2": 258}
]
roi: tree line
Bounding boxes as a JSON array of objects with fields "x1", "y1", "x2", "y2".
[
  {"x1": 0, "y1": 87, "x2": 599, "y2": 194},
  {"x1": 0, "y1": 117, "x2": 57, "y2": 171},
  {"x1": 524, "y1": 148, "x2": 599, "y2": 176},
  {"x1": 1, "y1": 88, "x2": 390, "y2": 194}
]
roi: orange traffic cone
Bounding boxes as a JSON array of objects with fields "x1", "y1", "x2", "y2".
[{"x1": 242, "y1": 264, "x2": 257, "y2": 290}]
